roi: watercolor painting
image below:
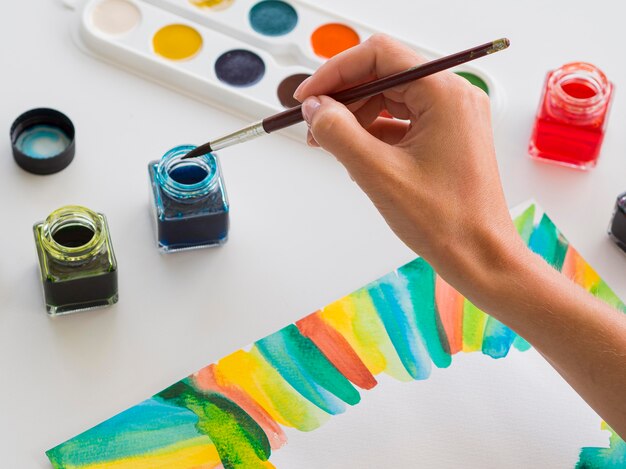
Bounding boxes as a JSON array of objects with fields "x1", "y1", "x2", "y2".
[{"x1": 47, "y1": 203, "x2": 626, "y2": 468}]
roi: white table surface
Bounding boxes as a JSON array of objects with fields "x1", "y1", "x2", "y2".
[{"x1": 1, "y1": 1, "x2": 625, "y2": 467}]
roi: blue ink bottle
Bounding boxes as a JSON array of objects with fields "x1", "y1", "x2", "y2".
[
  {"x1": 149, "y1": 145, "x2": 229, "y2": 252},
  {"x1": 33, "y1": 206, "x2": 119, "y2": 316}
]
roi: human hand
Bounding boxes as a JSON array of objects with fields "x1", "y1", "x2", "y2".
[
  {"x1": 294, "y1": 34, "x2": 526, "y2": 304},
  {"x1": 296, "y1": 35, "x2": 626, "y2": 439}
]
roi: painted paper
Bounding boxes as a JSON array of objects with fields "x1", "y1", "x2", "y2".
[{"x1": 47, "y1": 203, "x2": 626, "y2": 468}]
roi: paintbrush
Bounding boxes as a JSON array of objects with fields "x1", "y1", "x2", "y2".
[{"x1": 183, "y1": 38, "x2": 510, "y2": 159}]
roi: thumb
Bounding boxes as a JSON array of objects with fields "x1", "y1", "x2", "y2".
[{"x1": 302, "y1": 96, "x2": 389, "y2": 169}]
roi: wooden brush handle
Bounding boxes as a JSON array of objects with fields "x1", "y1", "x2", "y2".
[{"x1": 262, "y1": 39, "x2": 509, "y2": 134}]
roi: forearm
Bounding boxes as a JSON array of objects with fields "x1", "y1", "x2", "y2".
[
  {"x1": 296, "y1": 34, "x2": 626, "y2": 438},
  {"x1": 460, "y1": 237, "x2": 626, "y2": 438}
]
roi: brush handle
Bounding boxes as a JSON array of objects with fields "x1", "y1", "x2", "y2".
[
  {"x1": 262, "y1": 106, "x2": 304, "y2": 133},
  {"x1": 184, "y1": 38, "x2": 509, "y2": 159},
  {"x1": 262, "y1": 38, "x2": 508, "y2": 134}
]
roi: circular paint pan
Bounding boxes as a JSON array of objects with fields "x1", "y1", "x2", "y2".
[
  {"x1": 10, "y1": 108, "x2": 76, "y2": 175},
  {"x1": 456, "y1": 72, "x2": 490, "y2": 95},
  {"x1": 91, "y1": 0, "x2": 141, "y2": 36},
  {"x1": 311, "y1": 23, "x2": 360, "y2": 59},
  {"x1": 215, "y1": 49, "x2": 265, "y2": 87},
  {"x1": 249, "y1": 0, "x2": 298, "y2": 37},
  {"x1": 277, "y1": 73, "x2": 310, "y2": 108},
  {"x1": 153, "y1": 24, "x2": 203, "y2": 61},
  {"x1": 189, "y1": 0, "x2": 234, "y2": 11}
]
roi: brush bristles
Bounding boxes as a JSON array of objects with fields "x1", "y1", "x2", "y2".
[{"x1": 182, "y1": 143, "x2": 213, "y2": 160}]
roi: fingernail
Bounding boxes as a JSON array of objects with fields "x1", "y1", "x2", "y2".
[
  {"x1": 293, "y1": 77, "x2": 311, "y2": 100},
  {"x1": 302, "y1": 97, "x2": 321, "y2": 125},
  {"x1": 307, "y1": 131, "x2": 320, "y2": 147}
]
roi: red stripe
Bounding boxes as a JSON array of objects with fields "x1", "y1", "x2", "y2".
[{"x1": 296, "y1": 312, "x2": 377, "y2": 390}]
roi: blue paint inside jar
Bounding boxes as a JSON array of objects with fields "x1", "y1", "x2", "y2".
[
  {"x1": 249, "y1": 0, "x2": 298, "y2": 36},
  {"x1": 15, "y1": 125, "x2": 70, "y2": 159},
  {"x1": 149, "y1": 145, "x2": 229, "y2": 252},
  {"x1": 215, "y1": 49, "x2": 265, "y2": 87},
  {"x1": 169, "y1": 164, "x2": 209, "y2": 185}
]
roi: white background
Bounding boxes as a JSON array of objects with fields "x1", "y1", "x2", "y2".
[
  {"x1": 1, "y1": 0, "x2": 625, "y2": 467},
  {"x1": 271, "y1": 351, "x2": 608, "y2": 468}
]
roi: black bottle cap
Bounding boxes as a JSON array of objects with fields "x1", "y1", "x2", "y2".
[
  {"x1": 608, "y1": 192, "x2": 626, "y2": 253},
  {"x1": 10, "y1": 108, "x2": 75, "y2": 175}
]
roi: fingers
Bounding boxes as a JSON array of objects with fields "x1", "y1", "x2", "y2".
[
  {"x1": 351, "y1": 95, "x2": 386, "y2": 129},
  {"x1": 306, "y1": 116, "x2": 409, "y2": 147},
  {"x1": 349, "y1": 94, "x2": 413, "y2": 126},
  {"x1": 294, "y1": 34, "x2": 453, "y2": 118},
  {"x1": 302, "y1": 96, "x2": 392, "y2": 175},
  {"x1": 366, "y1": 118, "x2": 410, "y2": 145},
  {"x1": 294, "y1": 34, "x2": 425, "y2": 100}
]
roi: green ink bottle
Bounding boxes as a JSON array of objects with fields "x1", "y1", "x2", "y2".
[{"x1": 33, "y1": 206, "x2": 118, "y2": 316}]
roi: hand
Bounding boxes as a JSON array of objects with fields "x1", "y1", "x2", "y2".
[
  {"x1": 294, "y1": 34, "x2": 525, "y2": 304},
  {"x1": 295, "y1": 34, "x2": 626, "y2": 439}
]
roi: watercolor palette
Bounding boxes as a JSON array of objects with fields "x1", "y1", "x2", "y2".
[
  {"x1": 65, "y1": 0, "x2": 503, "y2": 141},
  {"x1": 46, "y1": 202, "x2": 625, "y2": 468}
]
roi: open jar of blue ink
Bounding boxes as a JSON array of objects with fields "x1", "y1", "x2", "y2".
[{"x1": 148, "y1": 145, "x2": 229, "y2": 253}]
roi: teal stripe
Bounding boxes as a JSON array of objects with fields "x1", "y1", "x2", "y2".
[
  {"x1": 529, "y1": 214, "x2": 568, "y2": 269},
  {"x1": 256, "y1": 325, "x2": 359, "y2": 413},
  {"x1": 482, "y1": 317, "x2": 517, "y2": 359},
  {"x1": 577, "y1": 428, "x2": 626, "y2": 468},
  {"x1": 46, "y1": 399, "x2": 204, "y2": 466},
  {"x1": 513, "y1": 334, "x2": 532, "y2": 352},
  {"x1": 367, "y1": 273, "x2": 432, "y2": 380},
  {"x1": 398, "y1": 258, "x2": 452, "y2": 367}
]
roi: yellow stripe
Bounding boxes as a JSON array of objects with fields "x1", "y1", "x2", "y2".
[
  {"x1": 215, "y1": 349, "x2": 327, "y2": 431},
  {"x1": 462, "y1": 300, "x2": 487, "y2": 352},
  {"x1": 577, "y1": 252, "x2": 601, "y2": 291},
  {"x1": 321, "y1": 295, "x2": 386, "y2": 374},
  {"x1": 216, "y1": 350, "x2": 290, "y2": 427},
  {"x1": 322, "y1": 291, "x2": 413, "y2": 382},
  {"x1": 78, "y1": 441, "x2": 221, "y2": 469}
]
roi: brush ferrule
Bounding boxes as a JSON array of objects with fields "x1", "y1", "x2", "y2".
[
  {"x1": 487, "y1": 38, "x2": 510, "y2": 54},
  {"x1": 209, "y1": 121, "x2": 266, "y2": 152}
]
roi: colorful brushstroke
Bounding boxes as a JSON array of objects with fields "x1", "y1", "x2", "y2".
[
  {"x1": 47, "y1": 204, "x2": 626, "y2": 468},
  {"x1": 577, "y1": 424, "x2": 626, "y2": 468}
]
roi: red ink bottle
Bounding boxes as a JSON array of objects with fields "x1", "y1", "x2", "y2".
[{"x1": 529, "y1": 62, "x2": 613, "y2": 169}]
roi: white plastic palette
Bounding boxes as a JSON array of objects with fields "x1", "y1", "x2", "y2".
[{"x1": 66, "y1": 0, "x2": 504, "y2": 141}]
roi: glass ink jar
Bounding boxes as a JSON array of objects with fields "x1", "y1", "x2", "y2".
[
  {"x1": 608, "y1": 192, "x2": 626, "y2": 254},
  {"x1": 33, "y1": 206, "x2": 118, "y2": 316},
  {"x1": 149, "y1": 145, "x2": 229, "y2": 253},
  {"x1": 529, "y1": 62, "x2": 614, "y2": 169}
]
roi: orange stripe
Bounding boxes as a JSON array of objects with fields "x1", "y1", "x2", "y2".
[
  {"x1": 562, "y1": 246, "x2": 601, "y2": 291},
  {"x1": 435, "y1": 276, "x2": 464, "y2": 354},
  {"x1": 296, "y1": 312, "x2": 378, "y2": 390},
  {"x1": 193, "y1": 364, "x2": 287, "y2": 450},
  {"x1": 561, "y1": 246, "x2": 578, "y2": 283}
]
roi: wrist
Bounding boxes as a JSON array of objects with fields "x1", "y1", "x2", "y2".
[
  {"x1": 432, "y1": 220, "x2": 536, "y2": 315},
  {"x1": 458, "y1": 229, "x2": 560, "y2": 328}
]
